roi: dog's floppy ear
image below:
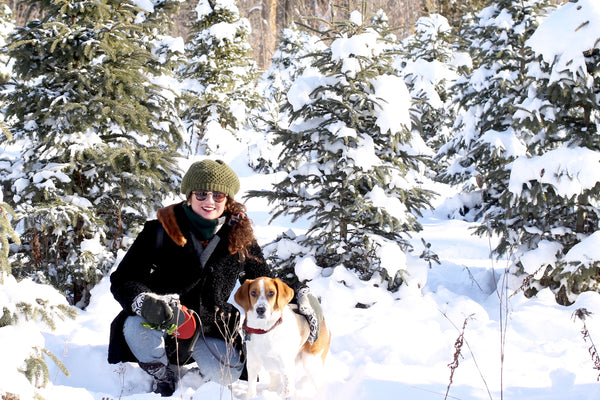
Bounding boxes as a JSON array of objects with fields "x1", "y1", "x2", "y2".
[
  {"x1": 273, "y1": 278, "x2": 295, "y2": 311},
  {"x1": 234, "y1": 279, "x2": 254, "y2": 311}
]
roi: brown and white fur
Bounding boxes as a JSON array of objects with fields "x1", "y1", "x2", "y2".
[{"x1": 234, "y1": 277, "x2": 331, "y2": 399}]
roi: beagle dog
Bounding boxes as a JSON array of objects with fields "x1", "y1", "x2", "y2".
[{"x1": 234, "y1": 277, "x2": 331, "y2": 399}]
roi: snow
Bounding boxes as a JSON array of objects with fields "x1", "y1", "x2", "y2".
[
  {"x1": 478, "y1": 129, "x2": 527, "y2": 159},
  {"x1": 345, "y1": 133, "x2": 378, "y2": 170},
  {"x1": 195, "y1": 0, "x2": 213, "y2": 18},
  {"x1": 509, "y1": 146, "x2": 600, "y2": 197},
  {"x1": 294, "y1": 256, "x2": 322, "y2": 282},
  {"x1": 402, "y1": 59, "x2": 457, "y2": 109},
  {"x1": 208, "y1": 22, "x2": 241, "y2": 44},
  {"x1": 375, "y1": 239, "x2": 407, "y2": 278},
  {"x1": 331, "y1": 30, "x2": 381, "y2": 61},
  {"x1": 0, "y1": 5, "x2": 14, "y2": 79},
  {"x1": 80, "y1": 234, "x2": 107, "y2": 255},
  {"x1": 3, "y1": 146, "x2": 600, "y2": 400},
  {"x1": 564, "y1": 231, "x2": 600, "y2": 270},
  {"x1": 2, "y1": 1, "x2": 600, "y2": 400},
  {"x1": 287, "y1": 67, "x2": 337, "y2": 112},
  {"x1": 330, "y1": 29, "x2": 387, "y2": 78},
  {"x1": 527, "y1": 0, "x2": 600, "y2": 80},
  {"x1": 65, "y1": 194, "x2": 93, "y2": 209},
  {"x1": 519, "y1": 240, "x2": 561, "y2": 276},
  {"x1": 132, "y1": 0, "x2": 154, "y2": 13},
  {"x1": 366, "y1": 186, "x2": 409, "y2": 223},
  {"x1": 349, "y1": 10, "x2": 363, "y2": 26},
  {"x1": 195, "y1": 0, "x2": 239, "y2": 20},
  {"x1": 370, "y1": 74, "x2": 412, "y2": 134}
]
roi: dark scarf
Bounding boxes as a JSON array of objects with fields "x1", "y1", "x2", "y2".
[{"x1": 183, "y1": 204, "x2": 226, "y2": 241}]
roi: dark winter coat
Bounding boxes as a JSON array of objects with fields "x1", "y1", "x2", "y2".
[{"x1": 107, "y1": 202, "x2": 273, "y2": 364}]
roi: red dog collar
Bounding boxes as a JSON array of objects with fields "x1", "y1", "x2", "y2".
[{"x1": 242, "y1": 316, "x2": 283, "y2": 336}]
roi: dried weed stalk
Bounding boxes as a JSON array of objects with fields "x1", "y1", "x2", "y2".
[
  {"x1": 572, "y1": 307, "x2": 600, "y2": 381},
  {"x1": 445, "y1": 314, "x2": 473, "y2": 400},
  {"x1": 215, "y1": 309, "x2": 242, "y2": 400}
]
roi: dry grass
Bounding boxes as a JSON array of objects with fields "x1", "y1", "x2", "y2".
[{"x1": 572, "y1": 307, "x2": 600, "y2": 381}]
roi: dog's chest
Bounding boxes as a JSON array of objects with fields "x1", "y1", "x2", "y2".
[
  {"x1": 245, "y1": 320, "x2": 291, "y2": 349},
  {"x1": 246, "y1": 331, "x2": 289, "y2": 362},
  {"x1": 244, "y1": 311, "x2": 303, "y2": 363}
]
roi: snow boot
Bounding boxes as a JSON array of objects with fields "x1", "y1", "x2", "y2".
[{"x1": 139, "y1": 361, "x2": 177, "y2": 397}]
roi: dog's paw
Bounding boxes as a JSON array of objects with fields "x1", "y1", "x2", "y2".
[
  {"x1": 246, "y1": 384, "x2": 258, "y2": 400},
  {"x1": 280, "y1": 387, "x2": 294, "y2": 400},
  {"x1": 229, "y1": 379, "x2": 248, "y2": 399},
  {"x1": 246, "y1": 390, "x2": 258, "y2": 400}
]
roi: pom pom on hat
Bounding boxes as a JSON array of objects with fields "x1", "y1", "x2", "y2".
[{"x1": 181, "y1": 159, "x2": 240, "y2": 199}]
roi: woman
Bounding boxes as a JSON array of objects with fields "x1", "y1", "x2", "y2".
[{"x1": 108, "y1": 159, "x2": 277, "y2": 396}]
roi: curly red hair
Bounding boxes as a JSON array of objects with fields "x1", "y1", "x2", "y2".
[{"x1": 225, "y1": 198, "x2": 258, "y2": 259}]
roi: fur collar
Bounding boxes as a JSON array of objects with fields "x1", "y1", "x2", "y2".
[{"x1": 157, "y1": 203, "x2": 187, "y2": 247}]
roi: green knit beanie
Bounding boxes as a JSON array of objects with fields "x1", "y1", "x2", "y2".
[{"x1": 180, "y1": 159, "x2": 240, "y2": 199}]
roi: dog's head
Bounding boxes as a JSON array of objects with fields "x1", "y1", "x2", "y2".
[{"x1": 234, "y1": 277, "x2": 295, "y2": 320}]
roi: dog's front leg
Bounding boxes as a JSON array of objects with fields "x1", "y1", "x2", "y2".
[
  {"x1": 268, "y1": 371, "x2": 282, "y2": 392},
  {"x1": 280, "y1": 362, "x2": 296, "y2": 399},
  {"x1": 246, "y1": 359, "x2": 259, "y2": 399}
]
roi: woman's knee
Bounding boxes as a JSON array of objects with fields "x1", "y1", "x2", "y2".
[
  {"x1": 192, "y1": 337, "x2": 243, "y2": 384},
  {"x1": 123, "y1": 315, "x2": 168, "y2": 364}
]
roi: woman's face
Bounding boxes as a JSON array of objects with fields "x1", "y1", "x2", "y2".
[{"x1": 190, "y1": 191, "x2": 227, "y2": 220}]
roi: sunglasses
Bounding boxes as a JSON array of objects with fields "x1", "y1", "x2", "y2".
[{"x1": 192, "y1": 190, "x2": 228, "y2": 203}]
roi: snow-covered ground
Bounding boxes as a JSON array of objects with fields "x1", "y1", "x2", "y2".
[
  {"x1": 2, "y1": 1, "x2": 600, "y2": 397},
  {"x1": 7, "y1": 149, "x2": 596, "y2": 400}
]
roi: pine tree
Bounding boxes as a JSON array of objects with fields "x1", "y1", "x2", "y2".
[
  {"x1": 0, "y1": 194, "x2": 19, "y2": 282},
  {"x1": 0, "y1": 0, "x2": 184, "y2": 305},
  {"x1": 179, "y1": 0, "x2": 261, "y2": 155},
  {"x1": 0, "y1": 1, "x2": 13, "y2": 85},
  {"x1": 259, "y1": 24, "x2": 324, "y2": 110},
  {"x1": 140, "y1": 0, "x2": 187, "y2": 72},
  {"x1": 0, "y1": 273, "x2": 76, "y2": 395},
  {"x1": 249, "y1": 23, "x2": 326, "y2": 173},
  {"x1": 248, "y1": 10, "x2": 435, "y2": 290},
  {"x1": 494, "y1": 0, "x2": 600, "y2": 304},
  {"x1": 398, "y1": 13, "x2": 459, "y2": 158},
  {"x1": 436, "y1": 0, "x2": 554, "y2": 222},
  {"x1": 0, "y1": 1, "x2": 14, "y2": 140},
  {"x1": 425, "y1": 0, "x2": 489, "y2": 29},
  {"x1": 1, "y1": 189, "x2": 75, "y2": 397}
]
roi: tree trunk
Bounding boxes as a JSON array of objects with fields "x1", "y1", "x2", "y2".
[{"x1": 263, "y1": 0, "x2": 278, "y2": 69}]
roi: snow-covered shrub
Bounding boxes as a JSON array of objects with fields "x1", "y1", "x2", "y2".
[
  {"x1": 1, "y1": 194, "x2": 76, "y2": 398},
  {"x1": 248, "y1": 10, "x2": 435, "y2": 291}
]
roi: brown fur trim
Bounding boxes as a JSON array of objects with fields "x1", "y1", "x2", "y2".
[{"x1": 157, "y1": 204, "x2": 187, "y2": 247}]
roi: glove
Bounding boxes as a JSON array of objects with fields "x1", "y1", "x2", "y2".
[
  {"x1": 132, "y1": 293, "x2": 193, "y2": 336},
  {"x1": 140, "y1": 293, "x2": 176, "y2": 325},
  {"x1": 296, "y1": 286, "x2": 324, "y2": 344}
]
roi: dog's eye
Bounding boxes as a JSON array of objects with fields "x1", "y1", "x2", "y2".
[
  {"x1": 267, "y1": 291, "x2": 275, "y2": 298},
  {"x1": 250, "y1": 290, "x2": 258, "y2": 298}
]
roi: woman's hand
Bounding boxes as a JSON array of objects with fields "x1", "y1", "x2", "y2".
[{"x1": 140, "y1": 293, "x2": 175, "y2": 325}]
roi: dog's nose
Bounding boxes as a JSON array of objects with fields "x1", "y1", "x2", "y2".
[{"x1": 256, "y1": 305, "x2": 266, "y2": 317}]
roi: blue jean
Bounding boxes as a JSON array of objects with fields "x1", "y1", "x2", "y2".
[{"x1": 123, "y1": 315, "x2": 243, "y2": 385}]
